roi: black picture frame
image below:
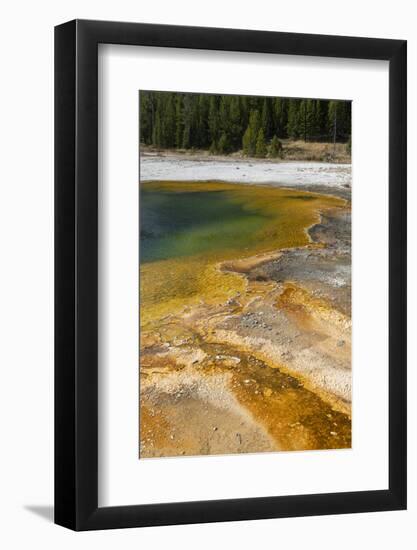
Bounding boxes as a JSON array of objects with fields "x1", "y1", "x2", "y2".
[{"x1": 55, "y1": 19, "x2": 407, "y2": 531}]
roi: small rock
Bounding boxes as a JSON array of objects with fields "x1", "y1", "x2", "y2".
[
  {"x1": 213, "y1": 426, "x2": 218, "y2": 431},
  {"x1": 330, "y1": 431, "x2": 338, "y2": 436}
]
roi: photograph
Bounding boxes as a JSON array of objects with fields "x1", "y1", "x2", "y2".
[
  {"x1": 139, "y1": 91, "x2": 352, "y2": 458},
  {"x1": 0, "y1": 1, "x2": 410, "y2": 541}
]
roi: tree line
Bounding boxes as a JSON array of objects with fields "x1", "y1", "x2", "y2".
[{"x1": 140, "y1": 91, "x2": 351, "y2": 156}]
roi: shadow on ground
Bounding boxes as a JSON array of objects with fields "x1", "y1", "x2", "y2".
[{"x1": 24, "y1": 505, "x2": 54, "y2": 523}]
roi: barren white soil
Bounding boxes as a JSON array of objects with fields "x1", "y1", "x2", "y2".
[{"x1": 140, "y1": 156, "x2": 352, "y2": 189}]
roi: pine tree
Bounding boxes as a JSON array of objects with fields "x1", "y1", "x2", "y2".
[
  {"x1": 273, "y1": 98, "x2": 285, "y2": 137},
  {"x1": 240, "y1": 95, "x2": 249, "y2": 128},
  {"x1": 305, "y1": 99, "x2": 316, "y2": 141},
  {"x1": 229, "y1": 96, "x2": 243, "y2": 149},
  {"x1": 194, "y1": 95, "x2": 208, "y2": 148},
  {"x1": 338, "y1": 101, "x2": 351, "y2": 141},
  {"x1": 249, "y1": 110, "x2": 260, "y2": 138},
  {"x1": 217, "y1": 132, "x2": 231, "y2": 154},
  {"x1": 287, "y1": 99, "x2": 300, "y2": 139},
  {"x1": 152, "y1": 110, "x2": 162, "y2": 147},
  {"x1": 327, "y1": 100, "x2": 338, "y2": 141},
  {"x1": 249, "y1": 110, "x2": 260, "y2": 152},
  {"x1": 327, "y1": 100, "x2": 351, "y2": 141},
  {"x1": 242, "y1": 110, "x2": 260, "y2": 156},
  {"x1": 255, "y1": 129, "x2": 267, "y2": 157},
  {"x1": 269, "y1": 135, "x2": 283, "y2": 158},
  {"x1": 261, "y1": 98, "x2": 273, "y2": 139},
  {"x1": 181, "y1": 94, "x2": 192, "y2": 149},
  {"x1": 298, "y1": 100, "x2": 308, "y2": 142},
  {"x1": 242, "y1": 126, "x2": 252, "y2": 156},
  {"x1": 208, "y1": 95, "x2": 219, "y2": 146},
  {"x1": 140, "y1": 92, "x2": 153, "y2": 144},
  {"x1": 219, "y1": 96, "x2": 230, "y2": 135},
  {"x1": 346, "y1": 135, "x2": 351, "y2": 155},
  {"x1": 175, "y1": 95, "x2": 183, "y2": 147},
  {"x1": 314, "y1": 100, "x2": 323, "y2": 140},
  {"x1": 163, "y1": 93, "x2": 176, "y2": 147}
]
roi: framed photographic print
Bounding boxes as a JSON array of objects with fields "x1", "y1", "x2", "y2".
[{"x1": 55, "y1": 20, "x2": 407, "y2": 530}]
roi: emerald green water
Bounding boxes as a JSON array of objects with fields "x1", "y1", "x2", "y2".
[{"x1": 140, "y1": 189, "x2": 269, "y2": 263}]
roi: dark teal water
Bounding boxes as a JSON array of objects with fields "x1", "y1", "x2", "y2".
[{"x1": 140, "y1": 189, "x2": 269, "y2": 263}]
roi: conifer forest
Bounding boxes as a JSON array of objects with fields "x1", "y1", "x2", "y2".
[{"x1": 140, "y1": 91, "x2": 351, "y2": 157}]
